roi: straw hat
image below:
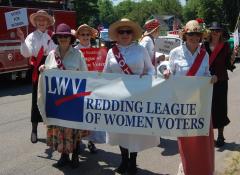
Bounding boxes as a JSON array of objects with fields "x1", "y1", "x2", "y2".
[
  {"x1": 52, "y1": 23, "x2": 76, "y2": 45},
  {"x1": 30, "y1": 10, "x2": 54, "y2": 27},
  {"x1": 109, "y1": 18, "x2": 142, "y2": 41},
  {"x1": 75, "y1": 24, "x2": 98, "y2": 38},
  {"x1": 143, "y1": 19, "x2": 160, "y2": 36},
  {"x1": 183, "y1": 20, "x2": 203, "y2": 33}
]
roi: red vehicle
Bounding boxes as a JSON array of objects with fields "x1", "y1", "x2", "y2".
[{"x1": 0, "y1": 1, "x2": 76, "y2": 80}]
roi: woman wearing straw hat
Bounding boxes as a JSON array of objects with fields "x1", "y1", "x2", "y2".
[
  {"x1": 139, "y1": 18, "x2": 165, "y2": 65},
  {"x1": 74, "y1": 24, "x2": 106, "y2": 154},
  {"x1": 103, "y1": 18, "x2": 159, "y2": 175},
  {"x1": 163, "y1": 20, "x2": 217, "y2": 175},
  {"x1": 17, "y1": 10, "x2": 56, "y2": 144},
  {"x1": 39, "y1": 23, "x2": 88, "y2": 168},
  {"x1": 204, "y1": 21, "x2": 237, "y2": 147},
  {"x1": 75, "y1": 24, "x2": 98, "y2": 49}
]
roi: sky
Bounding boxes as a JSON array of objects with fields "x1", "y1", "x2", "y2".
[{"x1": 112, "y1": 0, "x2": 186, "y2": 6}]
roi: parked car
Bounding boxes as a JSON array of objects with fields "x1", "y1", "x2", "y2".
[{"x1": 99, "y1": 29, "x2": 115, "y2": 49}]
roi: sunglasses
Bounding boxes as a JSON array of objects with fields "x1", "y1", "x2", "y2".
[
  {"x1": 211, "y1": 29, "x2": 221, "y2": 33},
  {"x1": 80, "y1": 33, "x2": 90, "y2": 36},
  {"x1": 118, "y1": 30, "x2": 133, "y2": 35},
  {"x1": 186, "y1": 32, "x2": 202, "y2": 37},
  {"x1": 57, "y1": 35, "x2": 70, "y2": 38}
]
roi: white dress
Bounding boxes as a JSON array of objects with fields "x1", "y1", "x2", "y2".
[{"x1": 103, "y1": 42, "x2": 159, "y2": 152}]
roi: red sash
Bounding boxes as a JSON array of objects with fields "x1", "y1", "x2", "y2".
[
  {"x1": 209, "y1": 42, "x2": 224, "y2": 66},
  {"x1": 54, "y1": 51, "x2": 66, "y2": 70},
  {"x1": 30, "y1": 30, "x2": 53, "y2": 83},
  {"x1": 186, "y1": 48, "x2": 206, "y2": 76},
  {"x1": 112, "y1": 45, "x2": 133, "y2": 75}
]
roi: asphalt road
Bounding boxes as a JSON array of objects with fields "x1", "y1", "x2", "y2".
[{"x1": 0, "y1": 64, "x2": 239, "y2": 175}]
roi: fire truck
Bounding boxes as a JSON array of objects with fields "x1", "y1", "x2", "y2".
[{"x1": 0, "y1": 0, "x2": 76, "y2": 80}]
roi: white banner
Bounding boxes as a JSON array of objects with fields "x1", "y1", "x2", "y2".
[
  {"x1": 233, "y1": 28, "x2": 239, "y2": 48},
  {"x1": 38, "y1": 69, "x2": 213, "y2": 137},
  {"x1": 5, "y1": 8, "x2": 28, "y2": 30}
]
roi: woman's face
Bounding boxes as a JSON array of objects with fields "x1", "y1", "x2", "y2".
[
  {"x1": 78, "y1": 29, "x2": 91, "y2": 46},
  {"x1": 116, "y1": 27, "x2": 133, "y2": 46},
  {"x1": 35, "y1": 16, "x2": 49, "y2": 32},
  {"x1": 210, "y1": 29, "x2": 222, "y2": 41},
  {"x1": 185, "y1": 32, "x2": 202, "y2": 47},
  {"x1": 57, "y1": 35, "x2": 71, "y2": 48}
]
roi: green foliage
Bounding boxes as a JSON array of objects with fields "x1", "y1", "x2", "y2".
[
  {"x1": 72, "y1": 0, "x2": 99, "y2": 27},
  {"x1": 183, "y1": 0, "x2": 240, "y2": 31},
  {"x1": 98, "y1": 0, "x2": 116, "y2": 27}
]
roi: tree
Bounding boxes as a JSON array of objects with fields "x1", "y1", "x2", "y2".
[
  {"x1": 183, "y1": 0, "x2": 201, "y2": 22},
  {"x1": 72, "y1": 0, "x2": 99, "y2": 27},
  {"x1": 98, "y1": 0, "x2": 116, "y2": 27},
  {"x1": 223, "y1": 0, "x2": 240, "y2": 31}
]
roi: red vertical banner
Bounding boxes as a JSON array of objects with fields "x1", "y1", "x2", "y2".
[{"x1": 80, "y1": 47, "x2": 108, "y2": 72}]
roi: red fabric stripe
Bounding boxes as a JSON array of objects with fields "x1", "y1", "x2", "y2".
[
  {"x1": 112, "y1": 45, "x2": 134, "y2": 75},
  {"x1": 31, "y1": 46, "x2": 44, "y2": 83},
  {"x1": 209, "y1": 42, "x2": 224, "y2": 66},
  {"x1": 186, "y1": 48, "x2": 206, "y2": 76},
  {"x1": 55, "y1": 91, "x2": 92, "y2": 106}
]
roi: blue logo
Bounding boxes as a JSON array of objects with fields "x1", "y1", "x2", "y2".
[{"x1": 45, "y1": 76, "x2": 91, "y2": 122}]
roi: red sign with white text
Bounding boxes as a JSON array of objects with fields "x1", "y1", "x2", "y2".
[{"x1": 80, "y1": 48, "x2": 107, "y2": 72}]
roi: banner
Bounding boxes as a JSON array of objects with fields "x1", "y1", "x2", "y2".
[
  {"x1": 80, "y1": 48, "x2": 107, "y2": 72},
  {"x1": 233, "y1": 28, "x2": 239, "y2": 48},
  {"x1": 38, "y1": 70, "x2": 213, "y2": 137}
]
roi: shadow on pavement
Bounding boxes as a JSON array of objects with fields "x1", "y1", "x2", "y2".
[
  {"x1": 159, "y1": 137, "x2": 178, "y2": 156},
  {"x1": 38, "y1": 147, "x2": 169, "y2": 175},
  {"x1": 216, "y1": 141, "x2": 240, "y2": 152},
  {"x1": 0, "y1": 78, "x2": 31, "y2": 97}
]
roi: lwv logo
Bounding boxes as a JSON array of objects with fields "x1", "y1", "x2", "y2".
[{"x1": 45, "y1": 76, "x2": 91, "y2": 122}]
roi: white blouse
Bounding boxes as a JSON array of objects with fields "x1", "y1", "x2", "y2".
[
  {"x1": 74, "y1": 43, "x2": 91, "y2": 50},
  {"x1": 44, "y1": 46, "x2": 87, "y2": 71},
  {"x1": 20, "y1": 29, "x2": 56, "y2": 58},
  {"x1": 139, "y1": 35, "x2": 155, "y2": 61},
  {"x1": 103, "y1": 42, "x2": 155, "y2": 75},
  {"x1": 169, "y1": 44, "x2": 210, "y2": 76}
]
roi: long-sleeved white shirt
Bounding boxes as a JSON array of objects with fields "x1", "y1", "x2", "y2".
[
  {"x1": 20, "y1": 29, "x2": 56, "y2": 58},
  {"x1": 103, "y1": 42, "x2": 155, "y2": 75},
  {"x1": 169, "y1": 44, "x2": 210, "y2": 76},
  {"x1": 139, "y1": 35, "x2": 155, "y2": 61}
]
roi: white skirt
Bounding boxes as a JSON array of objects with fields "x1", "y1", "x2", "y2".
[{"x1": 106, "y1": 132, "x2": 159, "y2": 153}]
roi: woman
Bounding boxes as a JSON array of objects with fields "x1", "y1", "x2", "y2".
[
  {"x1": 17, "y1": 10, "x2": 56, "y2": 143},
  {"x1": 39, "y1": 23, "x2": 88, "y2": 168},
  {"x1": 74, "y1": 24, "x2": 102, "y2": 153},
  {"x1": 75, "y1": 24, "x2": 98, "y2": 49},
  {"x1": 139, "y1": 18, "x2": 165, "y2": 65},
  {"x1": 204, "y1": 21, "x2": 236, "y2": 147},
  {"x1": 103, "y1": 18, "x2": 159, "y2": 175},
  {"x1": 163, "y1": 20, "x2": 217, "y2": 175}
]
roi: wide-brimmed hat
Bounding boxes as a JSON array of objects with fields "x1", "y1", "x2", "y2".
[
  {"x1": 143, "y1": 19, "x2": 160, "y2": 36},
  {"x1": 209, "y1": 21, "x2": 223, "y2": 30},
  {"x1": 30, "y1": 10, "x2": 54, "y2": 27},
  {"x1": 52, "y1": 23, "x2": 76, "y2": 44},
  {"x1": 183, "y1": 20, "x2": 203, "y2": 33},
  {"x1": 75, "y1": 24, "x2": 98, "y2": 38},
  {"x1": 109, "y1": 18, "x2": 142, "y2": 41}
]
